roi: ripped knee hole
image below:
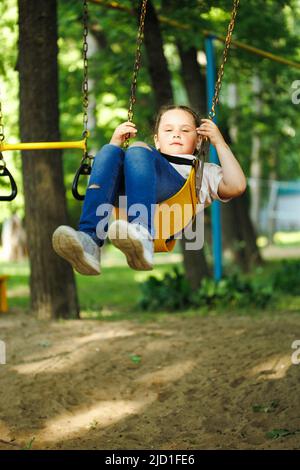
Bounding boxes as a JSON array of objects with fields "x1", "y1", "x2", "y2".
[{"x1": 128, "y1": 142, "x2": 153, "y2": 151}]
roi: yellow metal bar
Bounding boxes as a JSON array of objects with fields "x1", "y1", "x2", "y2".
[
  {"x1": 204, "y1": 31, "x2": 300, "y2": 70},
  {"x1": 0, "y1": 139, "x2": 86, "y2": 152}
]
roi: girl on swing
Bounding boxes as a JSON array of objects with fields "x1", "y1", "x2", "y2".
[{"x1": 52, "y1": 105, "x2": 247, "y2": 274}]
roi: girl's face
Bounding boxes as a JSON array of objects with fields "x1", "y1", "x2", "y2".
[{"x1": 154, "y1": 109, "x2": 201, "y2": 155}]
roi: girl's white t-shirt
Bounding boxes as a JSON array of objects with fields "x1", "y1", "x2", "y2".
[{"x1": 168, "y1": 153, "x2": 231, "y2": 206}]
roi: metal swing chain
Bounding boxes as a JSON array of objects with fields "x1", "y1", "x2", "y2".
[
  {"x1": 0, "y1": 97, "x2": 17, "y2": 202},
  {"x1": 0, "y1": 99, "x2": 7, "y2": 173},
  {"x1": 124, "y1": 0, "x2": 148, "y2": 149},
  {"x1": 82, "y1": 0, "x2": 91, "y2": 163},
  {"x1": 195, "y1": 0, "x2": 240, "y2": 196},
  {"x1": 208, "y1": 0, "x2": 240, "y2": 120},
  {"x1": 0, "y1": 99, "x2": 5, "y2": 143},
  {"x1": 72, "y1": 0, "x2": 94, "y2": 201}
]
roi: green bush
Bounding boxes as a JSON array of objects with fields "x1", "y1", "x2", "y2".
[
  {"x1": 191, "y1": 274, "x2": 273, "y2": 310},
  {"x1": 271, "y1": 260, "x2": 300, "y2": 295},
  {"x1": 138, "y1": 267, "x2": 274, "y2": 312},
  {"x1": 138, "y1": 267, "x2": 191, "y2": 311}
]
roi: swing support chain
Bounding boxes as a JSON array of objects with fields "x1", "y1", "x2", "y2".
[
  {"x1": 123, "y1": 0, "x2": 148, "y2": 149},
  {"x1": 82, "y1": 0, "x2": 89, "y2": 140},
  {"x1": 72, "y1": 0, "x2": 94, "y2": 201},
  {"x1": 0, "y1": 100, "x2": 18, "y2": 201},
  {"x1": 0, "y1": 99, "x2": 5, "y2": 144},
  {"x1": 209, "y1": 0, "x2": 240, "y2": 121},
  {"x1": 195, "y1": 0, "x2": 240, "y2": 197}
]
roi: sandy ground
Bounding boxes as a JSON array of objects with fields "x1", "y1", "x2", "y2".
[{"x1": 0, "y1": 310, "x2": 300, "y2": 450}]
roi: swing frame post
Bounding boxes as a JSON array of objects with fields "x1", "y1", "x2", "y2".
[{"x1": 205, "y1": 36, "x2": 223, "y2": 282}]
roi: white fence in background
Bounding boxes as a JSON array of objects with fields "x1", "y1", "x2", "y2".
[{"x1": 248, "y1": 178, "x2": 300, "y2": 237}]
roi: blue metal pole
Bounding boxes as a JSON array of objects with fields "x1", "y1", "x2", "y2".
[{"x1": 205, "y1": 36, "x2": 222, "y2": 281}]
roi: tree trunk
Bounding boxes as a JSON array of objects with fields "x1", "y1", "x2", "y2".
[
  {"x1": 221, "y1": 81, "x2": 263, "y2": 271},
  {"x1": 221, "y1": 127, "x2": 263, "y2": 271},
  {"x1": 142, "y1": 0, "x2": 173, "y2": 109},
  {"x1": 141, "y1": 1, "x2": 210, "y2": 288},
  {"x1": 18, "y1": 0, "x2": 79, "y2": 319},
  {"x1": 250, "y1": 134, "x2": 262, "y2": 227},
  {"x1": 249, "y1": 76, "x2": 262, "y2": 229},
  {"x1": 177, "y1": 44, "x2": 207, "y2": 116},
  {"x1": 222, "y1": 191, "x2": 263, "y2": 271}
]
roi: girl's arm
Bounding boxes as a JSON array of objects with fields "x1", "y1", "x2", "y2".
[{"x1": 197, "y1": 119, "x2": 247, "y2": 199}]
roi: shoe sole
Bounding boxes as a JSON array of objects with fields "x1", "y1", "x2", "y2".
[
  {"x1": 108, "y1": 220, "x2": 153, "y2": 271},
  {"x1": 52, "y1": 226, "x2": 100, "y2": 276}
]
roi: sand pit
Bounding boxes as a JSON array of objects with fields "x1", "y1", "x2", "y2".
[{"x1": 0, "y1": 311, "x2": 300, "y2": 450}]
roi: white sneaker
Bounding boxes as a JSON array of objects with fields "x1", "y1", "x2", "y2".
[
  {"x1": 108, "y1": 220, "x2": 154, "y2": 271},
  {"x1": 52, "y1": 225, "x2": 101, "y2": 275}
]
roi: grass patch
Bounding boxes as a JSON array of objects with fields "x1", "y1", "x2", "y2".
[
  {"x1": 0, "y1": 259, "x2": 181, "y2": 319},
  {"x1": 273, "y1": 231, "x2": 300, "y2": 247},
  {"x1": 257, "y1": 232, "x2": 300, "y2": 248},
  {"x1": 1, "y1": 257, "x2": 300, "y2": 321}
]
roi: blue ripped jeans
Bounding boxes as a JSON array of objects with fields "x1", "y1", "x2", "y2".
[{"x1": 78, "y1": 144, "x2": 186, "y2": 247}]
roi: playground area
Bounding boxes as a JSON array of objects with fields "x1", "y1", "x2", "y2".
[
  {"x1": 1, "y1": 0, "x2": 300, "y2": 453},
  {"x1": 1, "y1": 244, "x2": 300, "y2": 450}
]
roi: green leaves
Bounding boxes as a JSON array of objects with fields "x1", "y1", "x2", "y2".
[
  {"x1": 138, "y1": 266, "x2": 191, "y2": 311},
  {"x1": 21, "y1": 437, "x2": 35, "y2": 450},
  {"x1": 138, "y1": 259, "x2": 300, "y2": 313},
  {"x1": 266, "y1": 429, "x2": 300, "y2": 440},
  {"x1": 252, "y1": 400, "x2": 279, "y2": 413},
  {"x1": 192, "y1": 273, "x2": 274, "y2": 309},
  {"x1": 138, "y1": 267, "x2": 275, "y2": 312},
  {"x1": 129, "y1": 354, "x2": 142, "y2": 364},
  {"x1": 252, "y1": 400, "x2": 300, "y2": 441},
  {"x1": 271, "y1": 260, "x2": 300, "y2": 295}
]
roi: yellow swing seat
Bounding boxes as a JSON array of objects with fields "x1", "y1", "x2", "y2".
[{"x1": 113, "y1": 164, "x2": 199, "y2": 253}]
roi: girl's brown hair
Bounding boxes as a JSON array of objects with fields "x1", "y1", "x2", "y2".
[{"x1": 154, "y1": 104, "x2": 201, "y2": 135}]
